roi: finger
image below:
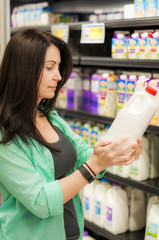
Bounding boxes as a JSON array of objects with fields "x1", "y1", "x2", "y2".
[
  {"x1": 108, "y1": 136, "x2": 130, "y2": 151},
  {"x1": 94, "y1": 139, "x2": 112, "y2": 148}
]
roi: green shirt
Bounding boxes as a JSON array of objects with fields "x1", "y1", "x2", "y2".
[{"x1": 0, "y1": 110, "x2": 105, "y2": 240}]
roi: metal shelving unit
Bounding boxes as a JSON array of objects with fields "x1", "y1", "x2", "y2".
[
  {"x1": 104, "y1": 172, "x2": 159, "y2": 196},
  {"x1": 85, "y1": 221, "x2": 145, "y2": 240},
  {"x1": 79, "y1": 56, "x2": 159, "y2": 69}
]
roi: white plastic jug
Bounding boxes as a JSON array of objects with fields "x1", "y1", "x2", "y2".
[
  {"x1": 105, "y1": 86, "x2": 158, "y2": 179},
  {"x1": 83, "y1": 179, "x2": 100, "y2": 222},
  {"x1": 148, "y1": 134, "x2": 159, "y2": 179},
  {"x1": 93, "y1": 179, "x2": 111, "y2": 228},
  {"x1": 105, "y1": 86, "x2": 159, "y2": 145},
  {"x1": 145, "y1": 203, "x2": 159, "y2": 240},
  {"x1": 128, "y1": 188, "x2": 146, "y2": 231},
  {"x1": 146, "y1": 195, "x2": 159, "y2": 221},
  {"x1": 129, "y1": 135, "x2": 149, "y2": 181},
  {"x1": 103, "y1": 183, "x2": 129, "y2": 234}
]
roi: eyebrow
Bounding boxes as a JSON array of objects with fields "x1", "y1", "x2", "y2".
[{"x1": 46, "y1": 60, "x2": 61, "y2": 64}]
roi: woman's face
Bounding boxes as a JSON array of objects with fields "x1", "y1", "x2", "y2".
[{"x1": 38, "y1": 44, "x2": 62, "y2": 104}]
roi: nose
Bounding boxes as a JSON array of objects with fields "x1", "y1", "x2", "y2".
[{"x1": 54, "y1": 68, "x2": 62, "y2": 82}]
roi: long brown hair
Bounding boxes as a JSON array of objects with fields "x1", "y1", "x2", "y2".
[{"x1": 0, "y1": 29, "x2": 73, "y2": 149}]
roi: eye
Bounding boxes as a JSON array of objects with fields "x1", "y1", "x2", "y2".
[{"x1": 46, "y1": 65, "x2": 54, "y2": 71}]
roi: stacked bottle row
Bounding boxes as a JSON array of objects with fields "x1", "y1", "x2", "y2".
[
  {"x1": 56, "y1": 68, "x2": 159, "y2": 126},
  {"x1": 134, "y1": 0, "x2": 159, "y2": 18},
  {"x1": 80, "y1": 178, "x2": 159, "y2": 238},
  {"x1": 65, "y1": 117, "x2": 159, "y2": 182},
  {"x1": 11, "y1": 1, "x2": 78, "y2": 28},
  {"x1": 112, "y1": 30, "x2": 159, "y2": 60}
]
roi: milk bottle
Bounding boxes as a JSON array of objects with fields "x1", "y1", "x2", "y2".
[
  {"x1": 93, "y1": 179, "x2": 111, "y2": 228},
  {"x1": 146, "y1": 195, "x2": 159, "y2": 221},
  {"x1": 105, "y1": 86, "x2": 159, "y2": 148},
  {"x1": 145, "y1": 203, "x2": 159, "y2": 240},
  {"x1": 148, "y1": 134, "x2": 159, "y2": 179},
  {"x1": 128, "y1": 188, "x2": 146, "y2": 231},
  {"x1": 83, "y1": 179, "x2": 100, "y2": 222},
  {"x1": 103, "y1": 183, "x2": 129, "y2": 234},
  {"x1": 129, "y1": 135, "x2": 149, "y2": 181}
]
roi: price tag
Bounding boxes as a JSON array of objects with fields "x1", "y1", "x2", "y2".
[
  {"x1": 80, "y1": 23, "x2": 105, "y2": 44},
  {"x1": 51, "y1": 25, "x2": 69, "y2": 43}
]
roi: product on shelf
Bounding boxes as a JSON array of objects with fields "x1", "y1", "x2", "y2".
[
  {"x1": 127, "y1": 32, "x2": 139, "y2": 59},
  {"x1": 129, "y1": 135, "x2": 150, "y2": 181},
  {"x1": 134, "y1": 0, "x2": 145, "y2": 18},
  {"x1": 145, "y1": 0, "x2": 157, "y2": 17},
  {"x1": 93, "y1": 179, "x2": 111, "y2": 228},
  {"x1": 90, "y1": 73, "x2": 101, "y2": 115},
  {"x1": 145, "y1": 202, "x2": 159, "y2": 240},
  {"x1": 148, "y1": 32, "x2": 159, "y2": 60},
  {"x1": 148, "y1": 77, "x2": 159, "y2": 126},
  {"x1": 103, "y1": 183, "x2": 129, "y2": 234},
  {"x1": 105, "y1": 73, "x2": 118, "y2": 118},
  {"x1": 126, "y1": 187, "x2": 146, "y2": 231},
  {"x1": 112, "y1": 31, "x2": 129, "y2": 59},
  {"x1": 66, "y1": 71, "x2": 83, "y2": 110},
  {"x1": 146, "y1": 195, "x2": 159, "y2": 221},
  {"x1": 137, "y1": 31, "x2": 153, "y2": 59},
  {"x1": 116, "y1": 74, "x2": 128, "y2": 110},
  {"x1": 147, "y1": 134, "x2": 159, "y2": 179},
  {"x1": 82, "y1": 71, "x2": 92, "y2": 112},
  {"x1": 83, "y1": 180, "x2": 100, "y2": 223}
]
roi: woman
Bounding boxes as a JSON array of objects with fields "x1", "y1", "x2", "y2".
[{"x1": 0, "y1": 29, "x2": 142, "y2": 240}]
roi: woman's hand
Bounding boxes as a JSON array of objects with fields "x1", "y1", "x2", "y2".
[
  {"x1": 134, "y1": 137, "x2": 143, "y2": 160},
  {"x1": 86, "y1": 136, "x2": 140, "y2": 175}
]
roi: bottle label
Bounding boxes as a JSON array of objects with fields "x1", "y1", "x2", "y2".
[
  {"x1": 106, "y1": 206, "x2": 112, "y2": 227},
  {"x1": 84, "y1": 197, "x2": 90, "y2": 211},
  {"x1": 130, "y1": 160, "x2": 139, "y2": 175},
  {"x1": 95, "y1": 200, "x2": 101, "y2": 216},
  {"x1": 145, "y1": 221, "x2": 159, "y2": 240}
]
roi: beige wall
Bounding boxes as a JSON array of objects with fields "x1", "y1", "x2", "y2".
[{"x1": 0, "y1": 0, "x2": 10, "y2": 61}]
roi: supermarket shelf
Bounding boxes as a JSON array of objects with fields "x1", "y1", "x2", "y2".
[
  {"x1": 56, "y1": 108, "x2": 159, "y2": 135},
  {"x1": 104, "y1": 172, "x2": 159, "y2": 196},
  {"x1": 56, "y1": 108, "x2": 114, "y2": 125},
  {"x1": 11, "y1": 21, "x2": 88, "y2": 35},
  {"x1": 85, "y1": 220, "x2": 145, "y2": 240},
  {"x1": 79, "y1": 56, "x2": 159, "y2": 69},
  {"x1": 11, "y1": 25, "x2": 52, "y2": 34},
  {"x1": 103, "y1": 16, "x2": 159, "y2": 29},
  {"x1": 11, "y1": 17, "x2": 159, "y2": 35}
]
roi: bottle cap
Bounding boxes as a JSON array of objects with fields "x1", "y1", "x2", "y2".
[
  {"x1": 83, "y1": 231, "x2": 89, "y2": 236},
  {"x1": 101, "y1": 178, "x2": 109, "y2": 183},
  {"x1": 145, "y1": 86, "x2": 157, "y2": 96},
  {"x1": 113, "y1": 183, "x2": 120, "y2": 187}
]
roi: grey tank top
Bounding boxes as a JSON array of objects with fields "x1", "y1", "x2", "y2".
[{"x1": 49, "y1": 125, "x2": 80, "y2": 240}]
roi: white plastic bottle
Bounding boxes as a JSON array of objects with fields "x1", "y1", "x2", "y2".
[
  {"x1": 105, "y1": 86, "x2": 158, "y2": 178},
  {"x1": 129, "y1": 135, "x2": 149, "y2": 181},
  {"x1": 128, "y1": 188, "x2": 146, "y2": 231},
  {"x1": 83, "y1": 179, "x2": 100, "y2": 222},
  {"x1": 145, "y1": 203, "x2": 159, "y2": 240},
  {"x1": 146, "y1": 195, "x2": 159, "y2": 221},
  {"x1": 148, "y1": 134, "x2": 159, "y2": 179},
  {"x1": 103, "y1": 183, "x2": 129, "y2": 234},
  {"x1": 105, "y1": 86, "x2": 159, "y2": 145},
  {"x1": 93, "y1": 179, "x2": 111, "y2": 228}
]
